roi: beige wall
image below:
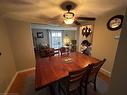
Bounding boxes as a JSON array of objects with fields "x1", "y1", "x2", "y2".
[
  {"x1": 0, "y1": 18, "x2": 16, "y2": 92},
  {"x1": 32, "y1": 29, "x2": 76, "y2": 48},
  {"x1": 92, "y1": 8, "x2": 126, "y2": 76},
  {"x1": 63, "y1": 30, "x2": 76, "y2": 46},
  {"x1": 5, "y1": 19, "x2": 35, "y2": 71},
  {"x1": 108, "y1": 8, "x2": 127, "y2": 95},
  {"x1": 63, "y1": 30, "x2": 76, "y2": 41},
  {"x1": 78, "y1": 25, "x2": 93, "y2": 52}
]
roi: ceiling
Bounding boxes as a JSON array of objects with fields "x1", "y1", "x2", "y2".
[{"x1": 0, "y1": 0, "x2": 127, "y2": 25}]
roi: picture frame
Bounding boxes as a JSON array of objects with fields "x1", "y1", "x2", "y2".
[
  {"x1": 82, "y1": 26, "x2": 92, "y2": 37},
  {"x1": 37, "y1": 32, "x2": 43, "y2": 38}
]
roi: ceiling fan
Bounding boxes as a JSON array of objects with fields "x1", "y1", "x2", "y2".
[
  {"x1": 63, "y1": 4, "x2": 96, "y2": 25},
  {"x1": 37, "y1": 3, "x2": 96, "y2": 26}
]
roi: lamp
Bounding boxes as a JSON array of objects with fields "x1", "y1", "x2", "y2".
[{"x1": 64, "y1": 34, "x2": 70, "y2": 46}]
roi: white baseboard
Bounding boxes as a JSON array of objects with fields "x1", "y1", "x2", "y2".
[
  {"x1": 100, "y1": 68, "x2": 111, "y2": 77},
  {"x1": 17, "y1": 67, "x2": 35, "y2": 74},
  {"x1": 4, "y1": 67, "x2": 35, "y2": 95},
  {"x1": 4, "y1": 72, "x2": 18, "y2": 95}
]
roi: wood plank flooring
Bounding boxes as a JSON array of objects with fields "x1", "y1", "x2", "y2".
[{"x1": 7, "y1": 69, "x2": 110, "y2": 95}]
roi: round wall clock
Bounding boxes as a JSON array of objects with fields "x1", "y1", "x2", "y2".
[{"x1": 107, "y1": 15, "x2": 124, "y2": 31}]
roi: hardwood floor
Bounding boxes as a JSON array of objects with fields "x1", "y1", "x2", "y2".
[
  {"x1": 7, "y1": 69, "x2": 110, "y2": 95},
  {"x1": 7, "y1": 52, "x2": 110, "y2": 95},
  {"x1": 98, "y1": 72, "x2": 111, "y2": 84},
  {"x1": 8, "y1": 70, "x2": 35, "y2": 95}
]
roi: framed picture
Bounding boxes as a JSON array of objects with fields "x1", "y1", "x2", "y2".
[
  {"x1": 37, "y1": 32, "x2": 43, "y2": 38},
  {"x1": 82, "y1": 26, "x2": 92, "y2": 37}
]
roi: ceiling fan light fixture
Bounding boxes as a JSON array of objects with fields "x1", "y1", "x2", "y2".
[
  {"x1": 64, "y1": 18, "x2": 74, "y2": 24},
  {"x1": 63, "y1": 12, "x2": 74, "y2": 24}
]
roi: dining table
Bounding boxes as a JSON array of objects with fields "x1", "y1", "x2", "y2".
[{"x1": 35, "y1": 52, "x2": 99, "y2": 94}]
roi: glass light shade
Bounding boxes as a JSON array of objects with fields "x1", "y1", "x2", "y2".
[
  {"x1": 63, "y1": 12, "x2": 74, "y2": 24},
  {"x1": 64, "y1": 18, "x2": 74, "y2": 24}
]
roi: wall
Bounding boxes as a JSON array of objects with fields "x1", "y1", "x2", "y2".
[
  {"x1": 5, "y1": 19, "x2": 35, "y2": 71},
  {"x1": 78, "y1": 25, "x2": 93, "y2": 52},
  {"x1": 63, "y1": 30, "x2": 76, "y2": 41},
  {"x1": 32, "y1": 29, "x2": 49, "y2": 47},
  {"x1": 32, "y1": 29, "x2": 76, "y2": 48},
  {"x1": 63, "y1": 30, "x2": 76, "y2": 46},
  {"x1": 0, "y1": 18, "x2": 16, "y2": 92},
  {"x1": 108, "y1": 8, "x2": 127, "y2": 95},
  {"x1": 92, "y1": 8, "x2": 126, "y2": 76}
]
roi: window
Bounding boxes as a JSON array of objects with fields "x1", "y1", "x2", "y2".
[{"x1": 49, "y1": 31, "x2": 62, "y2": 49}]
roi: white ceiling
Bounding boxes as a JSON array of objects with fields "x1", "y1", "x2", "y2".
[{"x1": 0, "y1": 0, "x2": 127, "y2": 25}]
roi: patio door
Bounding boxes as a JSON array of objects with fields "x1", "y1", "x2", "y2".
[{"x1": 49, "y1": 31, "x2": 62, "y2": 49}]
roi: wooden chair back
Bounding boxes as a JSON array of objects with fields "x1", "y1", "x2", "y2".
[
  {"x1": 47, "y1": 48, "x2": 60, "y2": 57},
  {"x1": 86, "y1": 59, "x2": 106, "y2": 82},
  {"x1": 47, "y1": 48, "x2": 54, "y2": 57},
  {"x1": 80, "y1": 59, "x2": 106, "y2": 95},
  {"x1": 60, "y1": 47, "x2": 70, "y2": 56},
  {"x1": 69, "y1": 68, "x2": 87, "y2": 83},
  {"x1": 67, "y1": 68, "x2": 88, "y2": 92},
  {"x1": 53, "y1": 49, "x2": 59, "y2": 55},
  {"x1": 59, "y1": 67, "x2": 88, "y2": 95}
]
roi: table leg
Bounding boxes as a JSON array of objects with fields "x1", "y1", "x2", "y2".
[{"x1": 50, "y1": 84, "x2": 55, "y2": 95}]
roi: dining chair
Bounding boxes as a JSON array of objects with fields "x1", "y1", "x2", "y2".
[
  {"x1": 53, "y1": 48, "x2": 59, "y2": 55},
  {"x1": 60, "y1": 47, "x2": 70, "y2": 56},
  {"x1": 47, "y1": 48, "x2": 53, "y2": 57},
  {"x1": 58, "y1": 68, "x2": 88, "y2": 95},
  {"x1": 81, "y1": 59, "x2": 106, "y2": 95},
  {"x1": 47, "y1": 48, "x2": 59, "y2": 57}
]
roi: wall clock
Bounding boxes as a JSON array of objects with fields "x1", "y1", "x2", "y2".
[{"x1": 107, "y1": 15, "x2": 124, "y2": 31}]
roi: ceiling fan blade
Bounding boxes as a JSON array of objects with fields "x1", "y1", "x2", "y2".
[
  {"x1": 74, "y1": 20, "x2": 81, "y2": 25},
  {"x1": 38, "y1": 14, "x2": 61, "y2": 20},
  {"x1": 50, "y1": 15, "x2": 61, "y2": 20},
  {"x1": 77, "y1": 17, "x2": 96, "y2": 21}
]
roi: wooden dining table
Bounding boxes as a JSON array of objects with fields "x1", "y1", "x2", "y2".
[{"x1": 35, "y1": 52, "x2": 99, "y2": 92}]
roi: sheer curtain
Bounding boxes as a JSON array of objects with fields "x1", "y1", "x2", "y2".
[{"x1": 49, "y1": 30, "x2": 63, "y2": 49}]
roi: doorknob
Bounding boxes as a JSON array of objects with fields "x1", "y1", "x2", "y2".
[{"x1": 0, "y1": 52, "x2": 1, "y2": 56}]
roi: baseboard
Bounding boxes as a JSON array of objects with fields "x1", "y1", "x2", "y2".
[
  {"x1": 4, "y1": 67, "x2": 35, "y2": 95},
  {"x1": 4, "y1": 72, "x2": 18, "y2": 95},
  {"x1": 100, "y1": 68, "x2": 111, "y2": 77},
  {"x1": 17, "y1": 67, "x2": 35, "y2": 74}
]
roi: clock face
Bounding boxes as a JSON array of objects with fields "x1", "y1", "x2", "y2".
[
  {"x1": 107, "y1": 15, "x2": 124, "y2": 31},
  {"x1": 109, "y1": 18, "x2": 121, "y2": 28}
]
